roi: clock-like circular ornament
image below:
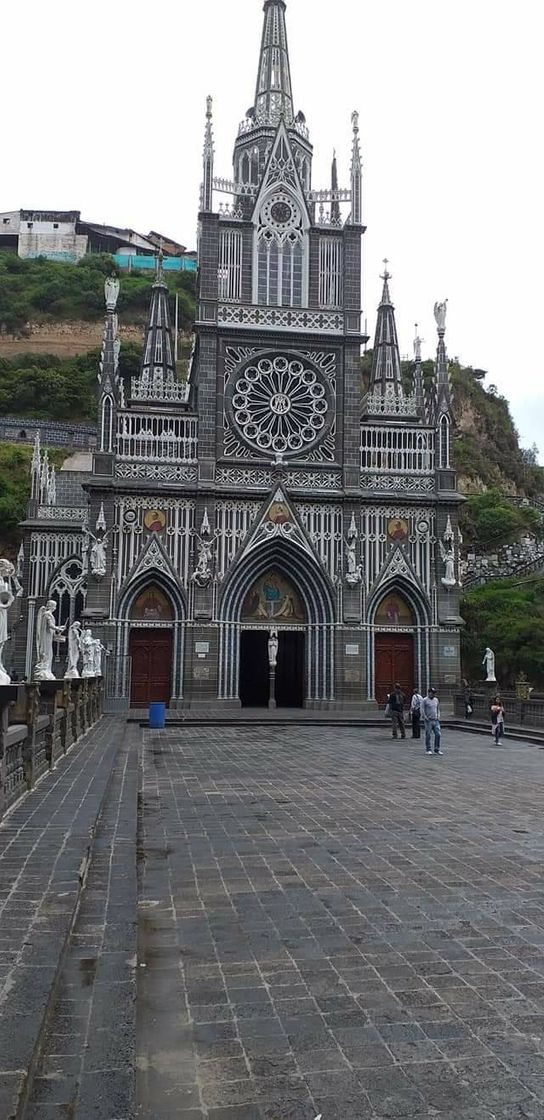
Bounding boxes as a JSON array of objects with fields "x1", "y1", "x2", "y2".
[
  {"x1": 227, "y1": 352, "x2": 332, "y2": 458},
  {"x1": 270, "y1": 200, "x2": 293, "y2": 224},
  {"x1": 262, "y1": 193, "x2": 300, "y2": 233}
]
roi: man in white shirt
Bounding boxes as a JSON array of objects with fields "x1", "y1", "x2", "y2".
[{"x1": 422, "y1": 688, "x2": 442, "y2": 754}]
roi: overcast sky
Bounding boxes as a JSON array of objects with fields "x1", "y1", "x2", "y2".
[{"x1": 2, "y1": 0, "x2": 543, "y2": 458}]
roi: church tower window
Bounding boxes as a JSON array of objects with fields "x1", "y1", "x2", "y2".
[
  {"x1": 318, "y1": 236, "x2": 343, "y2": 309},
  {"x1": 255, "y1": 191, "x2": 306, "y2": 307},
  {"x1": 219, "y1": 229, "x2": 243, "y2": 301},
  {"x1": 439, "y1": 413, "x2": 450, "y2": 468}
]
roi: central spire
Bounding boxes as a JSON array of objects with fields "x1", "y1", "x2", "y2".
[
  {"x1": 254, "y1": 0, "x2": 294, "y2": 125},
  {"x1": 369, "y1": 263, "x2": 404, "y2": 398}
]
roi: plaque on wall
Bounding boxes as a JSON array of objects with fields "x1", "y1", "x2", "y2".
[
  {"x1": 443, "y1": 645, "x2": 456, "y2": 658},
  {"x1": 193, "y1": 665, "x2": 210, "y2": 680},
  {"x1": 345, "y1": 644, "x2": 359, "y2": 656},
  {"x1": 195, "y1": 641, "x2": 210, "y2": 654},
  {"x1": 344, "y1": 668, "x2": 361, "y2": 683}
]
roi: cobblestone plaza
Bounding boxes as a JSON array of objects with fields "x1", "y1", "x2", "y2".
[{"x1": 3, "y1": 722, "x2": 544, "y2": 1118}]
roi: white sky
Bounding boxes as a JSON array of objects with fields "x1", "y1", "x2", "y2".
[{"x1": 2, "y1": 0, "x2": 543, "y2": 459}]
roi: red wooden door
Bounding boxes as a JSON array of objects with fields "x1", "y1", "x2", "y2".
[
  {"x1": 129, "y1": 628, "x2": 173, "y2": 707},
  {"x1": 375, "y1": 634, "x2": 414, "y2": 705}
]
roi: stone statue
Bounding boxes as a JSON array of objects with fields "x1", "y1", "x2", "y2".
[
  {"x1": 81, "y1": 628, "x2": 96, "y2": 678},
  {"x1": 413, "y1": 330, "x2": 423, "y2": 361},
  {"x1": 434, "y1": 299, "x2": 448, "y2": 331},
  {"x1": 268, "y1": 628, "x2": 279, "y2": 668},
  {"x1": 345, "y1": 514, "x2": 363, "y2": 587},
  {"x1": 83, "y1": 528, "x2": 111, "y2": 580},
  {"x1": 34, "y1": 599, "x2": 66, "y2": 681},
  {"x1": 92, "y1": 638, "x2": 108, "y2": 676},
  {"x1": 482, "y1": 646, "x2": 497, "y2": 683},
  {"x1": 439, "y1": 539, "x2": 456, "y2": 587},
  {"x1": 104, "y1": 276, "x2": 120, "y2": 312},
  {"x1": 0, "y1": 575, "x2": 15, "y2": 686},
  {"x1": 65, "y1": 621, "x2": 82, "y2": 679}
]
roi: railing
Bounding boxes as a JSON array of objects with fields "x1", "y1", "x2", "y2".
[
  {"x1": 104, "y1": 655, "x2": 132, "y2": 713},
  {"x1": 37, "y1": 506, "x2": 87, "y2": 522},
  {"x1": 454, "y1": 692, "x2": 544, "y2": 729},
  {"x1": 360, "y1": 426, "x2": 435, "y2": 473},
  {"x1": 116, "y1": 412, "x2": 198, "y2": 462},
  {"x1": 217, "y1": 303, "x2": 344, "y2": 334}
]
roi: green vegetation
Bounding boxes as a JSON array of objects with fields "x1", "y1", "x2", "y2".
[
  {"x1": 460, "y1": 489, "x2": 543, "y2": 552},
  {"x1": 0, "y1": 442, "x2": 65, "y2": 557},
  {"x1": 0, "y1": 252, "x2": 196, "y2": 332},
  {"x1": 461, "y1": 577, "x2": 544, "y2": 688}
]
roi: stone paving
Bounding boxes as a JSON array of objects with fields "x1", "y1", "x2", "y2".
[
  {"x1": 137, "y1": 725, "x2": 544, "y2": 1120},
  {"x1": 5, "y1": 721, "x2": 544, "y2": 1119},
  {"x1": 0, "y1": 716, "x2": 124, "y2": 1120}
]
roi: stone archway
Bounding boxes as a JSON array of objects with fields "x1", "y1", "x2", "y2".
[{"x1": 128, "y1": 584, "x2": 174, "y2": 707}]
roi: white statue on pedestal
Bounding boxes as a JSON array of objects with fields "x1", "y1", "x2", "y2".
[
  {"x1": 104, "y1": 276, "x2": 120, "y2": 312},
  {"x1": 65, "y1": 621, "x2": 82, "y2": 679},
  {"x1": 434, "y1": 299, "x2": 448, "y2": 331},
  {"x1": 268, "y1": 627, "x2": 279, "y2": 668},
  {"x1": 482, "y1": 647, "x2": 497, "y2": 683},
  {"x1": 35, "y1": 599, "x2": 66, "y2": 681},
  {"x1": 81, "y1": 628, "x2": 96, "y2": 678},
  {"x1": 92, "y1": 638, "x2": 108, "y2": 676},
  {"x1": 0, "y1": 572, "x2": 15, "y2": 686},
  {"x1": 83, "y1": 529, "x2": 111, "y2": 580},
  {"x1": 192, "y1": 510, "x2": 214, "y2": 588},
  {"x1": 345, "y1": 513, "x2": 363, "y2": 586}
]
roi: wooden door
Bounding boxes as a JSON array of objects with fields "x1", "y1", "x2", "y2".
[
  {"x1": 129, "y1": 628, "x2": 173, "y2": 707},
  {"x1": 375, "y1": 633, "x2": 414, "y2": 705}
]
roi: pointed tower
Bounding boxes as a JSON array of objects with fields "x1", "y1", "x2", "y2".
[
  {"x1": 413, "y1": 323, "x2": 426, "y2": 419},
  {"x1": 254, "y1": 0, "x2": 294, "y2": 126},
  {"x1": 433, "y1": 299, "x2": 454, "y2": 469},
  {"x1": 98, "y1": 276, "x2": 121, "y2": 454},
  {"x1": 366, "y1": 263, "x2": 404, "y2": 406},
  {"x1": 131, "y1": 256, "x2": 184, "y2": 403},
  {"x1": 330, "y1": 151, "x2": 340, "y2": 225},
  {"x1": 201, "y1": 95, "x2": 214, "y2": 213},
  {"x1": 350, "y1": 110, "x2": 362, "y2": 225}
]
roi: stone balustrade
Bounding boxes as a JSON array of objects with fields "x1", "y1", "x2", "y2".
[
  {"x1": 454, "y1": 691, "x2": 544, "y2": 729},
  {"x1": 0, "y1": 677, "x2": 103, "y2": 820}
]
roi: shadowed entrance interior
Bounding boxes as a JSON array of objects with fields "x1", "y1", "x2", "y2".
[{"x1": 239, "y1": 630, "x2": 305, "y2": 708}]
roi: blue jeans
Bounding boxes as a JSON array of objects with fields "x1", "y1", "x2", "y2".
[{"x1": 425, "y1": 719, "x2": 441, "y2": 752}]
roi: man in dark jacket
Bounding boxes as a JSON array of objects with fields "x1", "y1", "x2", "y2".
[{"x1": 389, "y1": 683, "x2": 406, "y2": 740}]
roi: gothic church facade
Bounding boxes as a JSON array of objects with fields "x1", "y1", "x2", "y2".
[{"x1": 17, "y1": 0, "x2": 463, "y2": 708}]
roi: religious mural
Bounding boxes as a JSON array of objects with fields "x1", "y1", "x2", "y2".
[
  {"x1": 267, "y1": 501, "x2": 291, "y2": 526},
  {"x1": 130, "y1": 585, "x2": 173, "y2": 621},
  {"x1": 242, "y1": 569, "x2": 305, "y2": 622},
  {"x1": 143, "y1": 509, "x2": 167, "y2": 533},
  {"x1": 387, "y1": 517, "x2": 409, "y2": 543},
  {"x1": 375, "y1": 592, "x2": 414, "y2": 627}
]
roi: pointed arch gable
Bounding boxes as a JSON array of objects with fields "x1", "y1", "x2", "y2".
[
  {"x1": 117, "y1": 567, "x2": 187, "y2": 622},
  {"x1": 219, "y1": 535, "x2": 335, "y2": 626},
  {"x1": 368, "y1": 574, "x2": 431, "y2": 629}
]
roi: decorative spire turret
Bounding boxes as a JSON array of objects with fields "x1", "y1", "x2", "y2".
[
  {"x1": 201, "y1": 95, "x2": 214, "y2": 213},
  {"x1": 368, "y1": 262, "x2": 403, "y2": 398},
  {"x1": 330, "y1": 151, "x2": 340, "y2": 225},
  {"x1": 254, "y1": 0, "x2": 294, "y2": 126},
  {"x1": 413, "y1": 323, "x2": 426, "y2": 419},
  {"x1": 98, "y1": 276, "x2": 121, "y2": 453},
  {"x1": 350, "y1": 110, "x2": 362, "y2": 225},
  {"x1": 129, "y1": 262, "x2": 187, "y2": 404},
  {"x1": 433, "y1": 299, "x2": 454, "y2": 467}
]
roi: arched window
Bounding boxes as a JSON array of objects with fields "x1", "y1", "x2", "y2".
[
  {"x1": 439, "y1": 414, "x2": 450, "y2": 469},
  {"x1": 100, "y1": 395, "x2": 113, "y2": 453},
  {"x1": 241, "y1": 152, "x2": 250, "y2": 184},
  {"x1": 49, "y1": 558, "x2": 86, "y2": 631},
  {"x1": 255, "y1": 191, "x2": 307, "y2": 307}
]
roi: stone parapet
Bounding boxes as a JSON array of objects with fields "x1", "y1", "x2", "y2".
[{"x1": 0, "y1": 678, "x2": 104, "y2": 820}]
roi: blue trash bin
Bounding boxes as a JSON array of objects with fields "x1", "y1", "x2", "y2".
[{"x1": 148, "y1": 702, "x2": 166, "y2": 729}]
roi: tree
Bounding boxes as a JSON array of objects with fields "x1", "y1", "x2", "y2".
[{"x1": 462, "y1": 578, "x2": 544, "y2": 687}]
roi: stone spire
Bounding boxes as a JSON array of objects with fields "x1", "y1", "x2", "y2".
[
  {"x1": 130, "y1": 256, "x2": 178, "y2": 403},
  {"x1": 433, "y1": 299, "x2": 454, "y2": 467},
  {"x1": 350, "y1": 110, "x2": 362, "y2": 225},
  {"x1": 368, "y1": 262, "x2": 403, "y2": 398},
  {"x1": 413, "y1": 323, "x2": 426, "y2": 419},
  {"x1": 201, "y1": 95, "x2": 214, "y2": 213},
  {"x1": 330, "y1": 150, "x2": 340, "y2": 224},
  {"x1": 254, "y1": 0, "x2": 294, "y2": 125},
  {"x1": 98, "y1": 277, "x2": 121, "y2": 453}
]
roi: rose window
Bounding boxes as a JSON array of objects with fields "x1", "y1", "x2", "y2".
[{"x1": 229, "y1": 354, "x2": 330, "y2": 456}]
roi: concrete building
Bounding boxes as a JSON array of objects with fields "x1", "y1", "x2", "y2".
[
  {"x1": 15, "y1": 0, "x2": 463, "y2": 709},
  {"x1": 0, "y1": 209, "x2": 195, "y2": 268}
]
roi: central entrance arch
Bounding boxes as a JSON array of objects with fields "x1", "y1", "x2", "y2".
[
  {"x1": 239, "y1": 569, "x2": 306, "y2": 707},
  {"x1": 218, "y1": 539, "x2": 335, "y2": 707},
  {"x1": 128, "y1": 584, "x2": 174, "y2": 707}
]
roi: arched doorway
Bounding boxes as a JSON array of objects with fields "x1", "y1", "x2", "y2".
[
  {"x1": 239, "y1": 569, "x2": 306, "y2": 707},
  {"x1": 374, "y1": 590, "x2": 415, "y2": 704},
  {"x1": 128, "y1": 584, "x2": 173, "y2": 707}
]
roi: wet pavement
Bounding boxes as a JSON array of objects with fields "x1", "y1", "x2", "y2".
[{"x1": 5, "y1": 721, "x2": 544, "y2": 1118}]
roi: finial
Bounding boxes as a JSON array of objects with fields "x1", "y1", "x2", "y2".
[
  {"x1": 381, "y1": 258, "x2": 391, "y2": 280},
  {"x1": 206, "y1": 94, "x2": 213, "y2": 120},
  {"x1": 155, "y1": 238, "x2": 164, "y2": 284},
  {"x1": 351, "y1": 109, "x2": 359, "y2": 134}
]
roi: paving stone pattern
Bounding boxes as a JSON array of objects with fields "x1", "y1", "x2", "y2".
[
  {"x1": 0, "y1": 717, "x2": 123, "y2": 1120},
  {"x1": 137, "y1": 725, "x2": 544, "y2": 1120},
  {"x1": 23, "y1": 723, "x2": 139, "y2": 1120}
]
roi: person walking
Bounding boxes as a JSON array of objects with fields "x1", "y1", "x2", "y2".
[
  {"x1": 462, "y1": 678, "x2": 474, "y2": 719},
  {"x1": 422, "y1": 687, "x2": 442, "y2": 754},
  {"x1": 490, "y1": 695, "x2": 505, "y2": 745},
  {"x1": 388, "y1": 684, "x2": 406, "y2": 740},
  {"x1": 410, "y1": 688, "x2": 424, "y2": 739}
]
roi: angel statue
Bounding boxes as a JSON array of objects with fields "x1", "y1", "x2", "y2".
[
  {"x1": 192, "y1": 536, "x2": 214, "y2": 588},
  {"x1": 81, "y1": 628, "x2": 96, "y2": 678},
  {"x1": 0, "y1": 559, "x2": 23, "y2": 684},
  {"x1": 83, "y1": 527, "x2": 112, "y2": 580},
  {"x1": 439, "y1": 538, "x2": 456, "y2": 588},
  {"x1": 92, "y1": 638, "x2": 109, "y2": 676},
  {"x1": 345, "y1": 514, "x2": 363, "y2": 587},
  {"x1": 104, "y1": 276, "x2": 120, "y2": 312},
  {"x1": 434, "y1": 299, "x2": 448, "y2": 332},
  {"x1": 34, "y1": 600, "x2": 66, "y2": 681}
]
